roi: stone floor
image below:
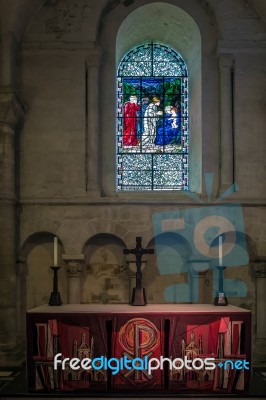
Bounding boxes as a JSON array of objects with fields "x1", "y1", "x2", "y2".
[
  {"x1": 0, "y1": 364, "x2": 265, "y2": 399},
  {"x1": 1, "y1": 397, "x2": 265, "y2": 400}
]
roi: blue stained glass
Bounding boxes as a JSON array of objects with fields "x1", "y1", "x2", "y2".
[
  {"x1": 120, "y1": 62, "x2": 152, "y2": 76},
  {"x1": 153, "y1": 62, "x2": 184, "y2": 76},
  {"x1": 153, "y1": 47, "x2": 176, "y2": 62},
  {"x1": 120, "y1": 154, "x2": 152, "y2": 170},
  {"x1": 117, "y1": 43, "x2": 188, "y2": 191}
]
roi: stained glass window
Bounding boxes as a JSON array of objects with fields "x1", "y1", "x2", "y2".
[{"x1": 117, "y1": 43, "x2": 188, "y2": 191}]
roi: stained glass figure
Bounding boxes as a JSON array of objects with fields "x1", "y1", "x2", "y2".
[
  {"x1": 117, "y1": 43, "x2": 188, "y2": 191},
  {"x1": 123, "y1": 95, "x2": 140, "y2": 146}
]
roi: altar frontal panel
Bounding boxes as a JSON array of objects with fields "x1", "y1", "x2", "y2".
[
  {"x1": 31, "y1": 315, "x2": 108, "y2": 392},
  {"x1": 112, "y1": 316, "x2": 164, "y2": 390},
  {"x1": 168, "y1": 314, "x2": 249, "y2": 394}
]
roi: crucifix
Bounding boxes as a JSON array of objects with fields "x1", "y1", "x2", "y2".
[{"x1": 124, "y1": 236, "x2": 154, "y2": 306}]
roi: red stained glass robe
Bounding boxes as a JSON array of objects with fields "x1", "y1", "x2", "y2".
[{"x1": 123, "y1": 102, "x2": 140, "y2": 146}]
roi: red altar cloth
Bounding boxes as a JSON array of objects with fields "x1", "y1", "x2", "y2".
[{"x1": 27, "y1": 304, "x2": 251, "y2": 395}]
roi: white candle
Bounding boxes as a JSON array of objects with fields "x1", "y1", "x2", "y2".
[
  {"x1": 219, "y1": 235, "x2": 223, "y2": 266},
  {"x1": 54, "y1": 237, "x2": 58, "y2": 267}
]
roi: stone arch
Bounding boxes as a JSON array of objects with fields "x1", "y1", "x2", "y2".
[
  {"x1": 20, "y1": 218, "x2": 85, "y2": 255},
  {"x1": 122, "y1": 229, "x2": 155, "y2": 250},
  {"x1": 99, "y1": 0, "x2": 219, "y2": 196},
  {"x1": 140, "y1": 232, "x2": 192, "y2": 303},
  {"x1": 21, "y1": 230, "x2": 64, "y2": 257},
  {"x1": 79, "y1": 219, "x2": 155, "y2": 252},
  {"x1": 20, "y1": 220, "x2": 64, "y2": 251},
  {"x1": 20, "y1": 231, "x2": 67, "y2": 313},
  {"x1": 82, "y1": 233, "x2": 129, "y2": 304},
  {"x1": 81, "y1": 221, "x2": 129, "y2": 250},
  {"x1": 0, "y1": 0, "x2": 45, "y2": 86}
]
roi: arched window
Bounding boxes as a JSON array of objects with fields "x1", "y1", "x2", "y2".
[{"x1": 116, "y1": 43, "x2": 188, "y2": 191}]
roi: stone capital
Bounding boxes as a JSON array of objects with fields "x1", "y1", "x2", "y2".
[
  {"x1": 0, "y1": 91, "x2": 26, "y2": 127},
  {"x1": 251, "y1": 262, "x2": 266, "y2": 278},
  {"x1": 63, "y1": 254, "x2": 84, "y2": 276},
  {"x1": 219, "y1": 53, "x2": 234, "y2": 70},
  {"x1": 86, "y1": 46, "x2": 102, "y2": 68},
  {"x1": 16, "y1": 256, "x2": 26, "y2": 275},
  {"x1": 188, "y1": 258, "x2": 211, "y2": 273}
]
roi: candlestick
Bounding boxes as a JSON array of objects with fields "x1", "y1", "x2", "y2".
[
  {"x1": 214, "y1": 265, "x2": 228, "y2": 306},
  {"x1": 218, "y1": 265, "x2": 224, "y2": 293},
  {"x1": 54, "y1": 237, "x2": 58, "y2": 267},
  {"x1": 49, "y1": 266, "x2": 63, "y2": 306},
  {"x1": 219, "y1": 235, "x2": 223, "y2": 266}
]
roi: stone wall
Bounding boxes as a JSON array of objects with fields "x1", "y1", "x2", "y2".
[
  {"x1": 18, "y1": 0, "x2": 266, "y2": 360},
  {"x1": 20, "y1": 203, "x2": 264, "y2": 305}
]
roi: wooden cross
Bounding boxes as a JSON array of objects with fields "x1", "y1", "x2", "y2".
[{"x1": 124, "y1": 237, "x2": 154, "y2": 306}]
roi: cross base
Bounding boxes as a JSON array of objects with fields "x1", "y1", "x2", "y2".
[{"x1": 131, "y1": 287, "x2": 147, "y2": 306}]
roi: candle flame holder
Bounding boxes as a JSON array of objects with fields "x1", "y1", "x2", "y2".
[{"x1": 49, "y1": 266, "x2": 63, "y2": 306}]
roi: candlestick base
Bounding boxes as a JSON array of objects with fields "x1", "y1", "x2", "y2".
[
  {"x1": 214, "y1": 292, "x2": 228, "y2": 306},
  {"x1": 214, "y1": 265, "x2": 228, "y2": 306},
  {"x1": 49, "y1": 291, "x2": 63, "y2": 306}
]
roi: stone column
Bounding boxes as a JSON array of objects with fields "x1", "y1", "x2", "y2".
[
  {"x1": 219, "y1": 54, "x2": 234, "y2": 189},
  {"x1": 16, "y1": 256, "x2": 26, "y2": 344},
  {"x1": 63, "y1": 255, "x2": 85, "y2": 304},
  {"x1": 252, "y1": 262, "x2": 266, "y2": 364},
  {"x1": 86, "y1": 47, "x2": 101, "y2": 194},
  {"x1": 189, "y1": 260, "x2": 211, "y2": 303},
  {"x1": 0, "y1": 90, "x2": 25, "y2": 366}
]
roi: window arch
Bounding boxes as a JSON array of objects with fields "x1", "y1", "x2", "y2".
[{"x1": 116, "y1": 43, "x2": 188, "y2": 191}]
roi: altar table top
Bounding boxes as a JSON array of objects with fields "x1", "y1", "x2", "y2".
[{"x1": 27, "y1": 303, "x2": 251, "y2": 314}]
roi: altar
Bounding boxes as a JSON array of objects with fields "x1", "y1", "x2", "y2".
[{"x1": 26, "y1": 304, "x2": 251, "y2": 395}]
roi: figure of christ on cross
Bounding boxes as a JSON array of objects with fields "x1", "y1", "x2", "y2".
[{"x1": 124, "y1": 237, "x2": 154, "y2": 306}]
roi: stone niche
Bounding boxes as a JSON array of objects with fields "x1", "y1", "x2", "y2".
[
  {"x1": 83, "y1": 233, "x2": 129, "y2": 304},
  {"x1": 21, "y1": 232, "x2": 67, "y2": 311}
]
